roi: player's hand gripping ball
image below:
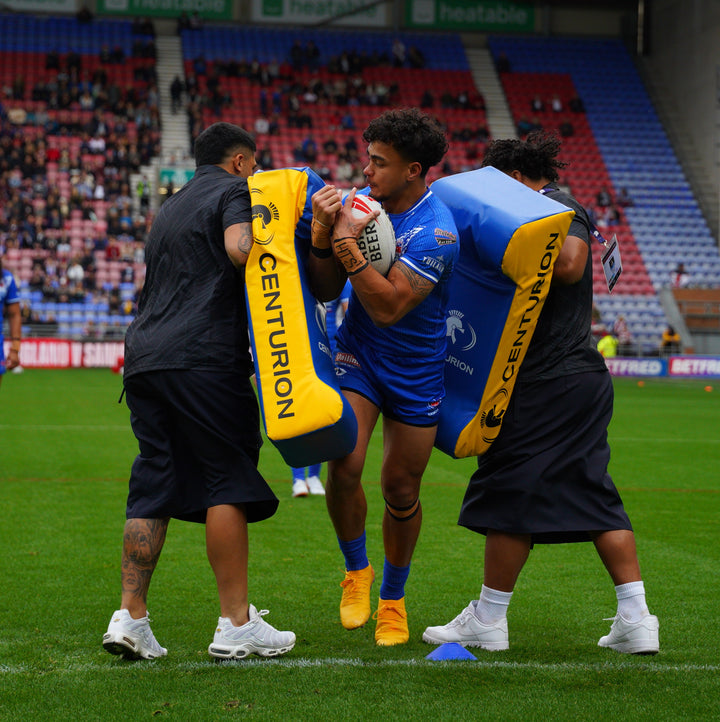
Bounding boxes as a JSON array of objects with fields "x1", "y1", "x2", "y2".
[{"x1": 349, "y1": 195, "x2": 396, "y2": 276}]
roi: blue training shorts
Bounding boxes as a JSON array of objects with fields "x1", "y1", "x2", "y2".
[{"x1": 333, "y1": 338, "x2": 444, "y2": 427}]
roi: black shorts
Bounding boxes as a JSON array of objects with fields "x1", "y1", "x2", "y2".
[
  {"x1": 458, "y1": 370, "x2": 632, "y2": 544},
  {"x1": 124, "y1": 370, "x2": 278, "y2": 523}
]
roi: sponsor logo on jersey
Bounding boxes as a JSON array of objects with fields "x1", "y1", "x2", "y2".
[
  {"x1": 335, "y1": 351, "x2": 361, "y2": 369},
  {"x1": 434, "y1": 228, "x2": 457, "y2": 245}
]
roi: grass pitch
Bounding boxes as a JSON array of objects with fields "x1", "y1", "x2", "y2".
[{"x1": 1, "y1": 370, "x2": 719, "y2": 720}]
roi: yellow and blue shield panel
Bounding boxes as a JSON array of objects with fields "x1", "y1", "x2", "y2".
[
  {"x1": 246, "y1": 168, "x2": 357, "y2": 466},
  {"x1": 432, "y1": 167, "x2": 575, "y2": 458}
]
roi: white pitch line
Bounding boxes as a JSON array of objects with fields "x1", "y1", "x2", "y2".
[{"x1": 1, "y1": 657, "x2": 718, "y2": 674}]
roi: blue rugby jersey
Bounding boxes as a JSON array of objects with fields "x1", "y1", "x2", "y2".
[{"x1": 338, "y1": 189, "x2": 458, "y2": 362}]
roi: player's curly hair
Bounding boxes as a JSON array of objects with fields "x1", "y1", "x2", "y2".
[
  {"x1": 481, "y1": 130, "x2": 567, "y2": 182},
  {"x1": 363, "y1": 108, "x2": 449, "y2": 177}
]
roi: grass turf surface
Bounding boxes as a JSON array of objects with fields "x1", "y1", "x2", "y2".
[{"x1": 1, "y1": 370, "x2": 719, "y2": 720}]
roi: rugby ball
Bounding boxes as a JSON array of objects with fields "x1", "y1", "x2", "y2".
[{"x1": 349, "y1": 195, "x2": 396, "y2": 276}]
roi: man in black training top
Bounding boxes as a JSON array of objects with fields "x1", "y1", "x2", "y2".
[{"x1": 102, "y1": 122, "x2": 296, "y2": 661}]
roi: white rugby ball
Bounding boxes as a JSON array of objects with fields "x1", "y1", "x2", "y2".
[{"x1": 349, "y1": 195, "x2": 396, "y2": 276}]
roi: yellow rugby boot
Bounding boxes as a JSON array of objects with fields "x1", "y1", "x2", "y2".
[
  {"x1": 339, "y1": 564, "x2": 374, "y2": 630},
  {"x1": 374, "y1": 597, "x2": 409, "y2": 646}
]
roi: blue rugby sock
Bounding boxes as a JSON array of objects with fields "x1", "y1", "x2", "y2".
[
  {"x1": 308, "y1": 463, "x2": 321, "y2": 477},
  {"x1": 338, "y1": 532, "x2": 369, "y2": 572},
  {"x1": 291, "y1": 467, "x2": 305, "y2": 480},
  {"x1": 379, "y1": 558, "x2": 410, "y2": 600}
]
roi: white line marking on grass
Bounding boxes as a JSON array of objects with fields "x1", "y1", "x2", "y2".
[{"x1": 1, "y1": 658, "x2": 718, "y2": 674}]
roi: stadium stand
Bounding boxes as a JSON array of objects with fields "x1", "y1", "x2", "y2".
[
  {"x1": 0, "y1": 12, "x2": 158, "y2": 339},
  {"x1": 489, "y1": 35, "x2": 720, "y2": 353},
  {"x1": 2, "y1": 17, "x2": 718, "y2": 354},
  {"x1": 178, "y1": 26, "x2": 488, "y2": 182}
]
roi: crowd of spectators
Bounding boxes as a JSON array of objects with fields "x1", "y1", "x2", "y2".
[
  {"x1": 0, "y1": 16, "x2": 161, "y2": 339},
  {"x1": 4, "y1": 23, "x2": 490, "y2": 340},
  {"x1": 174, "y1": 37, "x2": 487, "y2": 182}
]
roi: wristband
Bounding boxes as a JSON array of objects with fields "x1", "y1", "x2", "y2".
[
  {"x1": 347, "y1": 260, "x2": 369, "y2": 276},
  {"x1": 310, "y1": 245, "x2": 333, "y2": 259},
  {"x1": 311, "y1": 217, "x2": 332, "y2": 249},
  {"x1": 333, "y1": 236, "x2": 368, "y2": 276}
]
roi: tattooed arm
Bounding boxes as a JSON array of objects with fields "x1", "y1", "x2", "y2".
[
  {"x1": 224, "y1": 221, "x2": 254, "y2": 269},
  {"x1": 348, "y1": 260, "x2": 435, "y2": 329}
]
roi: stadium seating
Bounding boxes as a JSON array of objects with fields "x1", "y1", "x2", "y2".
[
  {"x1": 3, "y1": 17, "x2": 719, "y2": 353},
  {"x1": 489, "y1": 35, "x2": 720, "y2": 352}
]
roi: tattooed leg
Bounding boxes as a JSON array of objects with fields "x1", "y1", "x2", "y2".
[{"x1": 120, "y1": 517, "x2": 169, "y2": 617}]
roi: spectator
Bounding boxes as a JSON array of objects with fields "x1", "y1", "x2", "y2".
[
  {"x1": 392, "y1": 37, "x2": 406, "y2": 67},
  {"x1": 612, "y1": 314, "x2": 633, "y2": 355},
  {"x1": 597, "y1": 332, "x2": 618, "y2": 358},
  {"x1": 569, "y1": 94, "x2": 585, "y2": 112},
  {"x1": 420, "y1": 90, "x2": 434, "y2": 108},
  {"x1": 408, "y1": 46, "x2": 425, "y2": 68},
  {"x1": 660, "y1": 325, "x2": 681, "y2": 355},
  {"x1": 671, "y1": 262, "x2": 690, "y2": 288},
  {"x1": 559, "y1": 119, "x2": 574, "y2": 138},
  {"x1": 495, "y1": 51, "x2": 511, "y2": 73},
  {"x1": 595, "y1": 185, "x2": 612, "y2": 208},
  {"x1": 616, "y1": 187, "x2": 634, "y2": 207},
  {"x1": 170, "y1": 75, "x2": 184, "y2": 114},
  {"x1": 254, "y1": 115, "x2": 270, "y2": 135}
]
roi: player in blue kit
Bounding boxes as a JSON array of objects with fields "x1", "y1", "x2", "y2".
[
  {"x1": 0, "y1": 257, "x2": 22, "y2": 389},
  {"x1": 309, "y1": 109, "x2": 459, "y2": 645}
]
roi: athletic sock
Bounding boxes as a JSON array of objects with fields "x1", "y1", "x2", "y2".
[
  {"x1": 291, "y1": 467, "x2": 305, "y2": 480},
  {"x1": 338, "y1": 531, "x2": 369, "y2": 572},
  {"x1": 475, "y1": 584, "x2": 513, "y2": 625},
  {"x1": 615, "y1": 581, "x2": 649, "y2": 623},
  {"x1": 308, "y1": 463, "x2": 321, "y2": 478},
  {"x1": 379, "y1": 559, "x2": 410, "y2": 601}
]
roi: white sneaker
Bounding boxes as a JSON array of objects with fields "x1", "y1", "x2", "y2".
[
  {"x1": 598, "y1": 613, "x2": 659, "y2": 655},
  {"x1": 306, "y1": 475, "x2": 325, "y2": 495},
  {"x1": 292, "y1": 479, "x2": 309, "y2": 497},
  {"x1": 422, "y1": 601, "x2": 509, "y2": 651},
  {"x1": 102, "y1": 609, "x2": 167, "y2": 660},
  {"x1": 208, "y1": 604, "x2": 296, "y2": 659}
]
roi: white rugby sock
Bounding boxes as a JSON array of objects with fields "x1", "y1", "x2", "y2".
[
  {"x1": 475, "y1": 585, "x2": 513, "y2": 625},
  {"x1": 615, "y1": 581, "x2": 649, "y2": 623}
]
